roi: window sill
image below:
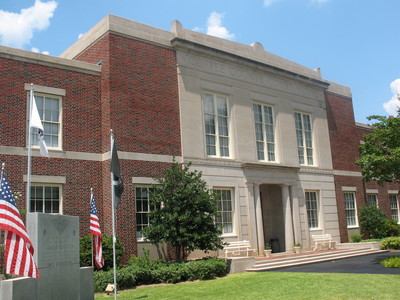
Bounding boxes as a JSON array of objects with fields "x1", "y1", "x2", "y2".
[{"x1": 347, "y1": 226, "x2": 359, "y2": 229}]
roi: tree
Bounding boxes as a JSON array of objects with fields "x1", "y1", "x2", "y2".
[
  {"x1": 356, "y1": 115, "x2": 400, "y2": 184},
  {"x1": 142, "y1": 161, "x2": 224, "y2": 261}
]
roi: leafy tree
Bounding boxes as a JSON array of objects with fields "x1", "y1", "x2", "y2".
[
  {"x1": 142, "y1": 161, "x2": 224, "y2": 261},
  {"x1": 356, "y1": 115, "x2": 400, "y2": 184}
]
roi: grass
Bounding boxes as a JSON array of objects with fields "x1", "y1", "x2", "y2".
[{"x1": 95, "y1": 272, "x2": 400, "y2": 300}]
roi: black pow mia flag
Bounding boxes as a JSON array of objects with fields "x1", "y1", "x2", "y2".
[{"x1": 111, "y1": 139, "x2": 124, "y2": 208}]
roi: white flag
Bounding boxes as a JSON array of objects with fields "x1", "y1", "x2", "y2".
[{"x1": 30, "y1": 93, "x2": 49, "y2": 157}]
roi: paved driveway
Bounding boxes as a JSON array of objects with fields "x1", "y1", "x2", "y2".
[{"x1": 265, "y1": 251, "x2": 400, "y2": 274}]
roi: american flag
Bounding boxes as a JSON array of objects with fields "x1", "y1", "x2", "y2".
[
  {"x1": 0, "y1": 170, "x2": 39, "y2": 278},
  {"x1": 90, "y1": 191, "x2": 104, "y2": 269}
]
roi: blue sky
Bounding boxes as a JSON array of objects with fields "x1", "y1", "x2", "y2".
[{"x1": 1, "y1": 0, "x2": 400, "y2": 123}]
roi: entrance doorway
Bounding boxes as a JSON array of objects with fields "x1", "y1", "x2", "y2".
[{"x1": 260, "y1": 184, "x2": 286, "y2": 252}]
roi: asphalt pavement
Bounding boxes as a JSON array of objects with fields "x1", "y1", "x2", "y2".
[{"x1": 264, "y1": 251, "x2": 400, "y2": 274}]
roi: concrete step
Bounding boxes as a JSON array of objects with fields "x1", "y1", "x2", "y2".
[{"x1": 246, "y1": 248, "x2": 388, "y2": 271}]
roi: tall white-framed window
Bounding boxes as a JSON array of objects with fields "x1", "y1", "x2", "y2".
[
  {"x1": 367, "y1": 194, "x2": 378, "y2": 207},
  {"x1": 294, "y1": 112, "x2": 313, "y2": 165},
  {"x1": 214, "y1": 188, "x2": 234, "y2": 235},
  {"x1": 135, "y1": 186, "x2": 155, "y2": 240},
  {"x1": 344, "y1": 192, "x2": 358, "y2": 227},
  {"x1": 203, "y1": 93, "x2": 230, "y2": 157},
  {"x1": 390, "y1": 194, "x2": 399, "y2": 222},
  {"x1": 253, "y1": 103, "x2": 276, "y2": 162},
  {"x1": 30, "y1": 184, "x2": 61, "y2": 214},
  {"x1": 305, "y1": 191, "x2": 319, "y2": 229},
  {"x1": 30, "y1": 93, "x2": 62, "y2": 149}
]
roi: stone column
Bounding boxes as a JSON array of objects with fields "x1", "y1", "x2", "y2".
[
  {"x1": 246, "y1": 182, "x2": 257, "y2": 249},
  {"x1": 254, "y1": 183, "x2": 264, "y2": 255},
  {"x1": 282, "y1": 185, "x2": 294, "y2": 252},
  {"x1": 290, "y1": 185, "x2": 302, "y2": 246}
]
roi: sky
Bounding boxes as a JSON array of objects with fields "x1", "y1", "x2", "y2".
[{"x1": 1, "y1": 0, "x2": 400, "y2": 123}]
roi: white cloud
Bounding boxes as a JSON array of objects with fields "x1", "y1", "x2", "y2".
[
  {"x1": 263, "y1": 0, "x2": 283, "y2": 7},
  {"x1": 31, "y1": 47, "x2": 49, "y2": 55},
  {"x1": 206, "y1": 12, "x2": 235, "y2": 41},
  {"x1": 383, "y1": 79, "x2": 400, "y2": 116},
  {"x1": 0, "y1": 0, "x2": 57, "y2": 49},
  {"x1": 78, "y1": 33, "x2": 84, "y2": 40}
]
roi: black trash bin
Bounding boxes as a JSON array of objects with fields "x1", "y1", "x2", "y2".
[{"x1": 270, "y1": 238, "x2": 280, "y2": 253}]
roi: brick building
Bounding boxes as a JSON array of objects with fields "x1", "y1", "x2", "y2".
[
  {"x1": 0, "y1": 15, "x2": 398, "y2": 260},
  {"x1": 325, "y1": 85, "x2": 399, "y2": 242}
]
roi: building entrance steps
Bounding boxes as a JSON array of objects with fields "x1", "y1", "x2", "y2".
[{"x1": 246, "y1": 248, "x2": 388, "y2": 272}]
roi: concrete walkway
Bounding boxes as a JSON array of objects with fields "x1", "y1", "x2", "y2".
[{"x1": 263, "y1": 251, "x2": 400, "y2": 274}]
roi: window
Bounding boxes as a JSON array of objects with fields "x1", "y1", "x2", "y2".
[
  {"x1": 305, "y1": 191, "x2": 319, "y2": 229},
  {"x1": 367, "y1": 194, "x2": 378, "y2": 207},
  {"x1": 30, "y1": 184, "x2": 61, "y2": 213},
  {"x1": 135, "y1": 186, "x2": 156, "y2": 240},
  {"x1": 30, "y1": 93, "x2": 61, "y2": 149},
  {"x1": 295, "y1": 112, "x2": 313, "y2": 165},
  {"x1": 390, "y1": 194, "x2": 399, "y2": 222},
  {"x1": 203, "y1": 93, "x2": 230, "y2": 157},
  {"x1": 253, "y1": 103, "x2": 276, "y2": 161},
  {"x1": 344, "y1": 192, "x2": 358, "y2": 227},
  {"x1": 214, "y1": 189, "x2": 234, "y2": 234}
]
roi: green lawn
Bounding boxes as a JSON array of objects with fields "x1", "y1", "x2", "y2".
[{"x1": 95, "y1": 271, "x2": 400, "y2": 299}]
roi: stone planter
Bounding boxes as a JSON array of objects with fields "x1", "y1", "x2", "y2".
[
  {"x1": 264, "y1": 249, "x2": 272, "y2": 257},
  {"x1": 294, "y1": 246, "x2": 302, "y2": 254}
]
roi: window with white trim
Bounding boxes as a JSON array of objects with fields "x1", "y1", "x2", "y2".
[
  {"x1": 203, "y1": 93, "x2": 230, "y2": 157},
  {"x1": 305, "y1": 191, "x2": 319, "y2": 229},
  {"x1": 253, "y1": 103, "x2": 276, "y2": 161},
  {"x1": 344, "y1": 192, "x2": 358, "y2": 227},
  {"x1": 367, "y1": 194, "x2": 378, "y2": 207},
  {"x1": 214, "y1": 189, "x2": 234, "y2": 234},
  {"x1": 30, "y1": 184, "x2": 61, "y2": 214},
  {"x1": 135, "y1": 186, "x2": 155, "y2": 240},
  {"x1": 295, "y1": 112, "x2": 313, "y2": 165},
  {"x1": 390, "y1": 194, "x2": 399, "y2": 222},
  {"x1": 30, "y1": 93, "x2": 62, "y2": 149}
]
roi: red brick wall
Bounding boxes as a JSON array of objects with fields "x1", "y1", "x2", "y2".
[
  {"x1": 75, "y1": 32, "x2": 181, "y2": 260},
  {"x1": 326, "y1": 91, "x2": 400, "y2": 242},
  {"x1": 325, "y1": 92, "x2": 360, "y2": 172},
  {"x1": 0, "y1": 57, "x2": 103, "y2": 242}
]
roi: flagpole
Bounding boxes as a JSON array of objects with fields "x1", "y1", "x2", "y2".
[
  {"x1": 26, "y1": 84, "x2": 34, "y2": 214},
  {"x1": 90, "y1": 188, "x2": 94, "y2": 269},
  {"x1": 110, "y1": 130, "x2": 117, "y2": 300}
]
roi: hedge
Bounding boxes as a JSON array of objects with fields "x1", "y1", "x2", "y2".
[{"x1": 94, "y1": 257, "x2": 228, "y2": 293}]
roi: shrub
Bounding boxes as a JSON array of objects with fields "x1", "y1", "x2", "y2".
[
  {"x1": 380, "y1": 256, "x2": 400, "y2": 268},
  {"x1": 185, "y1": 258, "x2": 228, "y2": 281},
  {"x1": 385, "y1": 220, "x2": 400, "y2": 237},
  {"x1": 350, "y1": 234, "x2": 362, "y2": 243},
  {"x1": 358, "y1": 205, "x2": 388, "y2": 239},
  {"x1": 93, "y1": 268, "x2": 137, "y2": 293},
  {"x1": 94, "y1": 256, "x2": 228, "y2": 291},
  {"x1": 80, "y1": 234, "x2": 124, "y2": 271},
  {"x1": 381, "y1": 237, "x2": 400, "y2": 250}
]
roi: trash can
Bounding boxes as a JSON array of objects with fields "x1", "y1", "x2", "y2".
[{"x1": 270, "y1": 238, "x2": 280, "y2": 253}]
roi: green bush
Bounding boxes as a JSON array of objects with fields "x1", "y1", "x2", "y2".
[
  {"x1": 80, "y1": 234, "x2": 124, "y2": 271},
  {"x1": 381, "y1": 237, "x2": 400, "y2": 250},
  {"x1": 93, "y1": 268, "x2": 137, "y2": 293},
  {"x1": 380, "y1": 256, "x2": 400, "y2": 268},
  {"x1": 350, "y1": 234, "x2": 362, "y2": 243},
  {"x1": 94, "y1": 256, "x2": 228, "y2": 291},
  {"x1": 358, "y1": 205, "x2": 388, "y2": 239},
  {"x1": 385, "y1": 220, "x2": 400, "y2": 237}
]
